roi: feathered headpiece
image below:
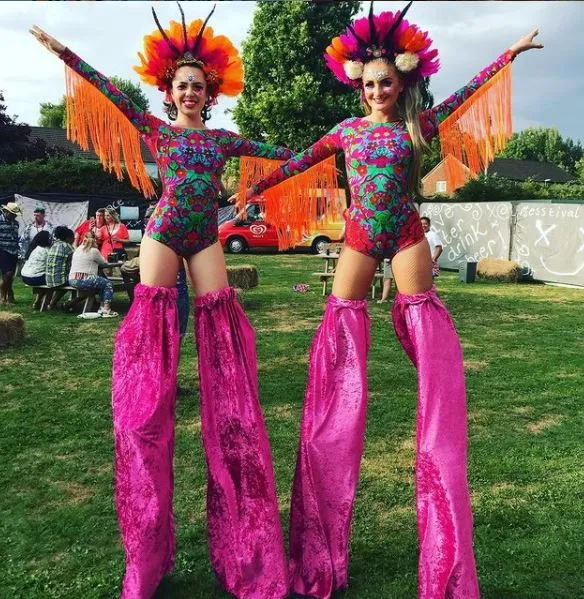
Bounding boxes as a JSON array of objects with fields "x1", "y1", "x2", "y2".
[
  {"x1": 133, "y1": 3, "x2": 244, "y2": 99},
  {"x1": 61, "y1": 3, "x2": 244, "y2": 198},
  {"x1": 324, "y1": 1, "x2": 439, "y2": 88}
]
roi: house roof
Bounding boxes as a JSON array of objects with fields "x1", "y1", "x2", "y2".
[
  {"x1": 23, "y1": 126, "x2": 155, "y2": 164},
  {"x1": 421, "y1": 154, "x2": 470, "y2": 182},
  {"x1": 486, "y1": 158, "x2": 575, "y2": 183}
]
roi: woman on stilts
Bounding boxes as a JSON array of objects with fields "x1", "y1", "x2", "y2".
[
  {"x1": 31, "y1": 5, "x2": 299, "y2": 598},
  {"x1": 241, "y1": 3, "x2": 542, "y2": 597}
]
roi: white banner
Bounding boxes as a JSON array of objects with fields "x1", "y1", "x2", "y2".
[{"x1": 14, "y1": 194, "x2": 88, "y2": 232}]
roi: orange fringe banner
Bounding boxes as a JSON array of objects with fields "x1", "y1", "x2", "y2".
[
  {"x1": 64, "y1": 66, "x2": 156, "y2": 198},
  {"x1": 238, "y1": 155, "x2": 342, "y2": 250},
  {"x1": 438, "y1": 62, "x2": 513, "y2": 190}
]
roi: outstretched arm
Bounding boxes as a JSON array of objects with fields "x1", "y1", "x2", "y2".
[
  {"x1": 420, "y1": 30, "x2": 543, "y2": 140},
  {"x1": 30, "y1": 26, "x2": 154, "y2": 133},
  {"x1": 248, "y1": 125, "x2": 343, "y2": 199},
  {"x1": 221, "y1": 131, "x2": 296, "y2": 161}
]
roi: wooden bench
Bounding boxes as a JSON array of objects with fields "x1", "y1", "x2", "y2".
[
  {"x1": 30, "y1": 277, "x2": 127, "y2": 313},
  {"x1": 313, "y1": 243, "x2": 391, "y2": 298},
  {"x1": 31, "y1": 285, "x2": 95, "y2": 313}
]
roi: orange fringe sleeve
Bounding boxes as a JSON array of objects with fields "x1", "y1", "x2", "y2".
[
  {"x1": 238, "y1": 155, "x2": 342, "y2": 251},
  {"x1": 438, "y1": 62, "x2": 513, "y2": 190},
  {"x1": 64, "y1": 66, "x2": 156, "y2": 198}
]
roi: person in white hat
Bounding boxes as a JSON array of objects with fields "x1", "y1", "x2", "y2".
[{"x1": 0, "y1": 202, "x2": 22, "y2": 304}]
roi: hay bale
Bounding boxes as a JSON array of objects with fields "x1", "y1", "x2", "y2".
[
  {"x1": 226, "y1": 265, "x2": 259, "y2": 290},
  {"x1": 477, "y1": 258, "x2": 523, "y2": 283},
  {"x1": 0, "y1": 312, "x2": 25, "y2": 348}
]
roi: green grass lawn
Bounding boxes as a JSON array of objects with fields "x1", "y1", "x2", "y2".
[{"x1": 1, "y1": 254, "x2": 583, "y2": 598}]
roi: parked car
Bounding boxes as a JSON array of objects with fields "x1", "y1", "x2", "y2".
[{"x1": 219, "y1": 202, "x2": 345, "y2": 254}]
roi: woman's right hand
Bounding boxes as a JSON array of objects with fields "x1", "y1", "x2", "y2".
[{"x1": 30, "y1": 25, "x2": 66, "y2": 56}]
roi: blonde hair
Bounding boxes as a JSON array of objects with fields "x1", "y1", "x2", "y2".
[
  {"x1": 81, "y1": 232, "x2": 97, "y2": 252},
  {"x1": 105, "y1": 208, "x2": 120, "y2": 223},
  {"x1": 361, "y1": 61, "x2": 429, "y2": 196}
]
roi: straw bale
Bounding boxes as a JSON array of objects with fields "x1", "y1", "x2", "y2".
[{"x1": 0, "y1": 312, "x2": 25, "y2": 348}]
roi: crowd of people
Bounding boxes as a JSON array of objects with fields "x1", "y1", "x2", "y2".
[{"x1": 0, "y1": 202, "x2": 132, "y2": 315}]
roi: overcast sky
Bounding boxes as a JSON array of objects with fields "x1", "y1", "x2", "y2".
[{"x1": 1, "y1": 1, "x2": 583, "y2": 144}]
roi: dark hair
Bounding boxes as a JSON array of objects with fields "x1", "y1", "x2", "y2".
[
  {"x1": 163, "y1": 65, "x2": 215, "y2": 123},
  {"x1": 163, "y1": 99, "x2": 213, "y2": 123},
  {"x1": 421, "y1": 216, "x2": 431, "y2": 225},
  {"x1": 25, "y1": 230, "x2": 52, "y2": 260},
  {"x1": 53, "y1": 226, "x2": 75, "y2": 243},
  {"x1": 96, "y1": 208, "x2": 106, "y2": 215}
]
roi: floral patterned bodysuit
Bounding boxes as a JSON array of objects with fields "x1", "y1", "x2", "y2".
[
  {"x1": 253, "y1": 51, "x2": 515, "y2": 261},
  {"x1": 60, "y1": 49, "x2": 295, "y2": 257}
]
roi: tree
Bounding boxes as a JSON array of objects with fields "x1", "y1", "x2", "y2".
[
  {"x1": 499, "y1": 127, "x2": 583, "y2": 175},
  {"x1": 421, "y1": 137, "x2": 442, "y2": 176},
  {"x1": 37, "y1": 77, "x2": 150, "y2": 129},
  {"x1": 0, "y1": 90, "x2": 59, "y2": 164},
  {"x1": 109, "y1": 77, "x2": 150, "y2": 112},
  {"x1": 576, "y1": 156, "x2": 584, "y2": 184},
  {"x1": 232, "y1": 0, "x2": 361, "y2": 151},
  {"x1": 39, "y1": 99, "x2": 66, "y2": 128}
]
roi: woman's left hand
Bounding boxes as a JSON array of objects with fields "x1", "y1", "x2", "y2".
[{"x1": 509, "y1": 30, "x2": 544, "y2": 56}]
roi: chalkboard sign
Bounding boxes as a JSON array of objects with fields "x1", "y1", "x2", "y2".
[
  {"x1": 420, "y1": 202, "x2": 512, "y2": 269},
  {"x1": 512, "y1": 202, "x2": 584, "y2": 287}
]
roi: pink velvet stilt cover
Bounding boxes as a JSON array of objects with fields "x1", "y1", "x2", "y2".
[
  {"x1": 392, "y1": 287, "x2": 480, "y2": 599},
  {"x1": 112, "y1": 283, "x2": 180, "y2": 599},
  {"x1": 289, "y1": 295, "x2": 371, "y2": 599},
  {"x1": 195, "y1": 286, "x2": 288, "y2": 599}
]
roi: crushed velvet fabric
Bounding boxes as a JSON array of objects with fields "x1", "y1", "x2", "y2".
[
  {"x1": 288, "y1": 295, "x2": 371, "y2": 599},
  {"x1": 112, "y1": 283, "x2": 180, "y2": 599},
  {"x1": 392, "y1": 287, "x2": 480, "y2": 598},
  {"x1": 195, "y1": 286, "x2": 288, "y2": 599}
]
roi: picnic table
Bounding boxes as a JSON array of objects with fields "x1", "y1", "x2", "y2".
[{"x1": 313, "y1": 244, "x2": 391, "y2": 298}]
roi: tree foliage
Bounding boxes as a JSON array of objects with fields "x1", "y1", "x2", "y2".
[
  {"x1": 0, "y1": 91, "x2": 62, "y2": 164},
  {"x1": 499, "y1": 127, "x2": 583, "y2": 176},
  {"x1": 109, "y1": 77, "x2": 150, "y2": 112},
  {"x1": 39, "y1": 99, "x2": 66, "y2": 128},
  {"x1": 0, "y1": 156, "x2": 160, "y2": 196},
  {"x1": 37, "y1": 77, "x2": 150, "y2": 129},
  {"x1": 449, "y1": 174, "x2": 584, "y2": 203},
  {"x1": 421, "y1": 137, "x2": 442, "y2": 177},
  {"x1": 232, "y1": 0, "x2": 361, "y2": 151}
]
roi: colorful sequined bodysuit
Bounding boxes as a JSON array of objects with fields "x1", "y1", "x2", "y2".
[
  {"x1": 60, "y1": 49, "x2": 294, "y2": 257},
  {"x1": 253, "y1": 51, "x2": 514, "y2": 261}
]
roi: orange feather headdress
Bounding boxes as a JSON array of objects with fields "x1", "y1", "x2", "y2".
[{"x1": 133, "y1": 3, "x2": 243, "y2": 100}]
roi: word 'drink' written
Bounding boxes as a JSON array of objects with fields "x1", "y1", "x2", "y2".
[
  {"x1": 420, "y1": 202, "x2": 512, "y2": 269},
  {"x1": 441, "y1": 220, "x2": 504, "y2": 263}
]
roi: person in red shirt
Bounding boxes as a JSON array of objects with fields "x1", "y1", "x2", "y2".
[
  {"x1": 97, "y1": 208, "x2": 129, "y2": 261},
  {"x1": 74, "y1": 208, "x2": 105, "y2": 248}
]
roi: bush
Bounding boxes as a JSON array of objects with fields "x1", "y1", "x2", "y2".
[
  {"x1": 450, "y1": 174, "x2": 584, "y2": 203},
  {"x1": 0, "y1": 156, "x2": 161, "y2": 195}
]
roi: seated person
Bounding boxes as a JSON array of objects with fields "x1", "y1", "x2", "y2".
[
  {"x1": 98, "y1": 208, "x2": 129, "y2": 261},
  {"x1": 46, "y1": 226, "x2": 75, "y2": 310},
  {"x1": 65, "y1": 232, "x2": 117, "y2": 317},
  {"x1": 21, "y1": 230, "x2": 53, "y2": 309}
]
